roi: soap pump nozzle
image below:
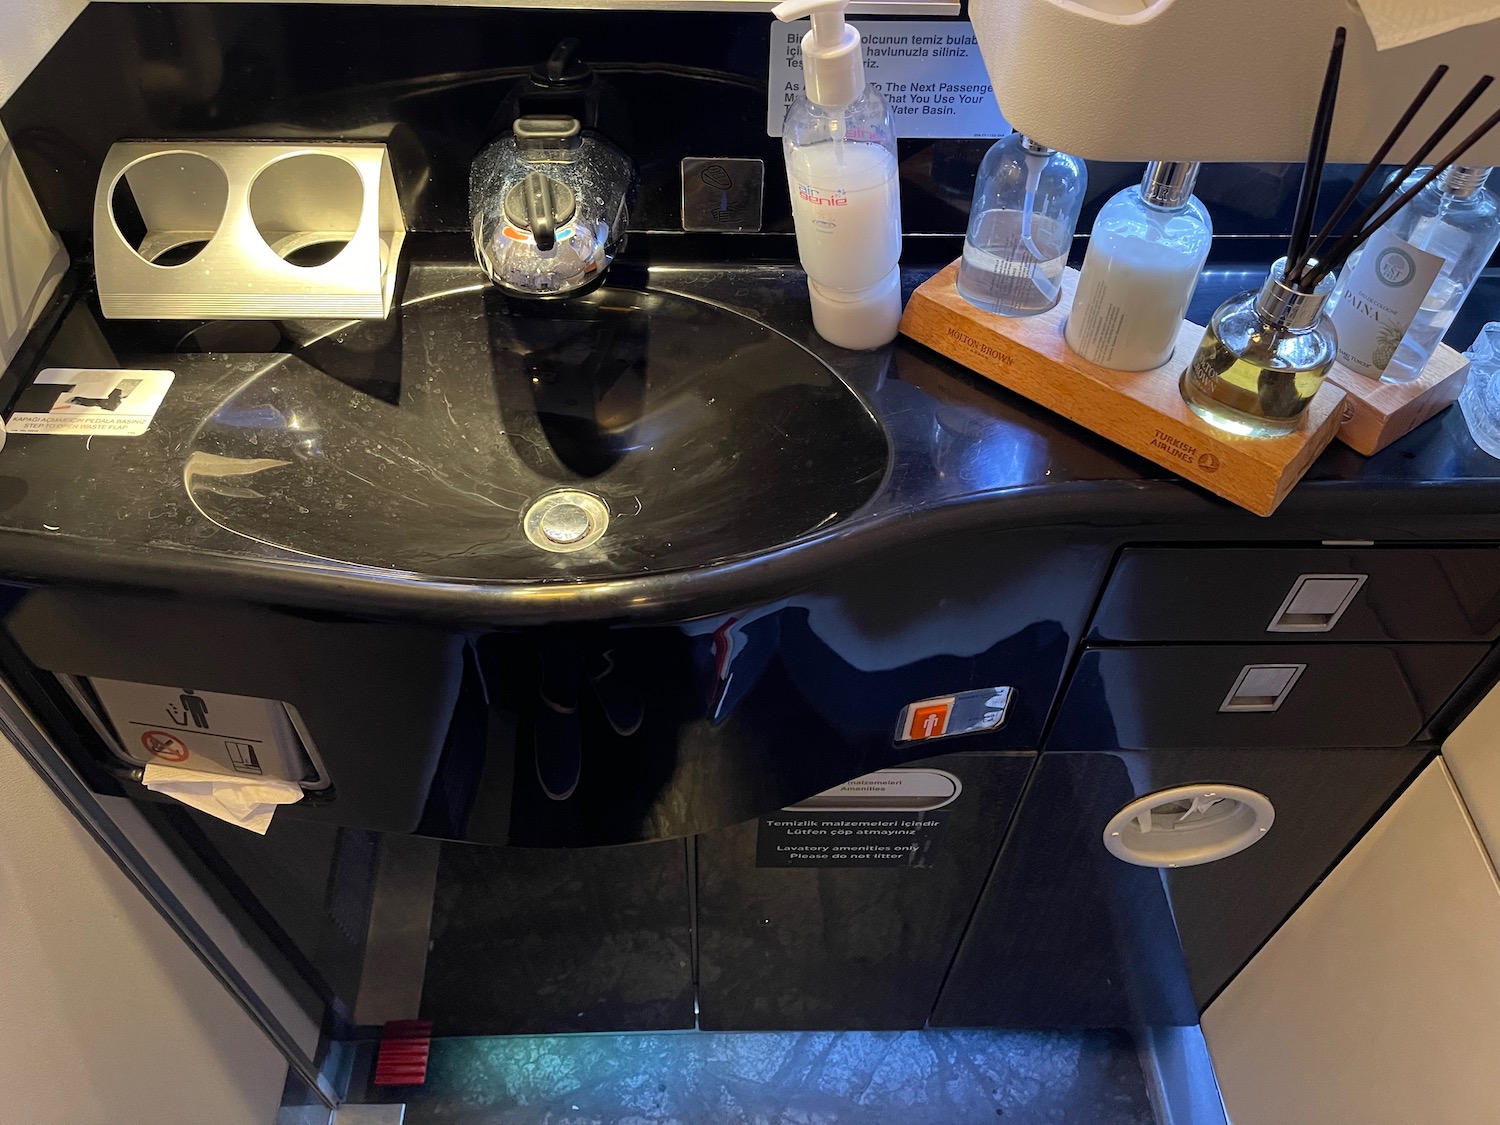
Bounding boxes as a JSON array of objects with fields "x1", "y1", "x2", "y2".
[{"x1": 773, "y1": 0, "x2": 864, "y2": 109}]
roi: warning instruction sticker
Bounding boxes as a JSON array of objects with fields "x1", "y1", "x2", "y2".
[
  {"x1": 757, "y1": 812, "x2": 949, "y2": 868},
  {"x1": 8, "y1": 368, "x2": 173, "y2": 436},
  {"x1": 87, "y1": 677, "x2": 308, "y2": 783},
  {"x1": 758, "y1": 767, "x2": 960, "y2": 866},
  {"x1": 768, "y1": 20, "x2": 1007, "y2": 139}
]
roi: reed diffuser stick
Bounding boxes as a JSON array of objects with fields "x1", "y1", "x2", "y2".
[
  {"x1": 1285, "y1": 27, "x2": 1347, "y2": 277},
  {"x1": 1295, "y1": 75, "x2": 1494, "y2": 287},
  {"x1": 1300, "y1": 99, "x2": 1500, "y2": 289},
  {"x1": 1290, "y1": 64, "x2": 1448, "y2": 284}
]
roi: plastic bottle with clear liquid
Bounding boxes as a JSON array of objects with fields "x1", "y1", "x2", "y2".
[
  {"x1": 958, "y1": 133, "x2": 1087, "y2": 317},
  {"x1": 776, "y1": 0, "x2": 902, "y2": 350},
  {"x1": 1330, "y1": 165, "x2": 1500, "y2": 382}
]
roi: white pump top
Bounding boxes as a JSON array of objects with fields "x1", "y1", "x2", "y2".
[{"x1": 773, "y1": 0, "x2": 864, "y2": 110}]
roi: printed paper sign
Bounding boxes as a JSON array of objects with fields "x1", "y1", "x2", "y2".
[
  {"x1": 8, "y1": 368, "x2": 173, "y2": 436},
  {"x1": 768, "y1": 20, "x2": 1007, "y2": 139}
]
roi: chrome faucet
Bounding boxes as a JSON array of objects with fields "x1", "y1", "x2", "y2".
[{"x1": 470, "y1": 42, "x2": 635, "y2": 299}]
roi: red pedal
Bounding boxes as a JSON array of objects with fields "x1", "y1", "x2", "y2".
[{"x1": 374, "y1": 1019, "x2": 432, "y2": 1087}]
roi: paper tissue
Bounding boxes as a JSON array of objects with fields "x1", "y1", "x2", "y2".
[
  {"x1": 1356, "y1": 0, "x2": 1500, "y2": 51},
  {"x1": 143, "y1": 763, "x2": 304, "y2": 834}
]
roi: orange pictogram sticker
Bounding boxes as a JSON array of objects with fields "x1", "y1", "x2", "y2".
[
  {"x1": 141, "y1": 730, "x2": 190, "y2": 763},
  {"x1": 907, "y1": 703, "x2": 952, "y2": 740}
]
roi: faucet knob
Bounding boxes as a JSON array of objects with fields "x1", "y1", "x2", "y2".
[
  {"x1": 504, "y1": 171, "x2": 576, "y2": 252},
  {"x1": 533, "y1": 38, "x2": 592, "y2": 88}
]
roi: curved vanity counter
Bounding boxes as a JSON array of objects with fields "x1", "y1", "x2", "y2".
[
  {"x1": 2, "y1": 241, "x2": 1498, "y2": 628},
  {"x1": 3, "y1": 245, "x2": 1497, "y2": 1046}
]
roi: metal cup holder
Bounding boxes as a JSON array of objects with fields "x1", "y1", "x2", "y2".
[{"x1": 94, "y1": 140, "x2": 406, "y2": 320}]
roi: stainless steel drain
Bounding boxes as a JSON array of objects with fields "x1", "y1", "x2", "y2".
[{"x1": 523, "y1": 490, "x2": 609, "y2": 552}]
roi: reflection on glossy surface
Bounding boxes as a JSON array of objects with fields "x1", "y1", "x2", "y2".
[
  {"x1": 184, "y1": 284, "x2": 887, "y2": 579},
  {"x1": 377, "y1": 1028, "x2": 1156, "y2": 1123}
]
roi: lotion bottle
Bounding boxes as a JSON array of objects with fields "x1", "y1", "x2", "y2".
[
  {"x1": 775, "y1": 0, "x2": 902, "y2": 350},
  {"x1": 1066, "y1": 161, "x2": 1212, "y2": 370}
]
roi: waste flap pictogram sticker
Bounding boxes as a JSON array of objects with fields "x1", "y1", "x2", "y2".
[{"x1": 140, "y1": 730, "x2": 190, "y2": 763}]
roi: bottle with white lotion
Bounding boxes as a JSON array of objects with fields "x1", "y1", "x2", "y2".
[
  {"x1": 1066, "y1": 161, "x2": 1212, "y2": 371},
  {"x1": 775, "y1": 0, "x2": 902, "y2": 350}
]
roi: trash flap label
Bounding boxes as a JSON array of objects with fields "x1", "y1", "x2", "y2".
[
  {"x1": 88, "y1": 677, "x2": 311, "y2": 783},
  {"x1": 8, "y1": 369, "x2": 173, "y2": 436}
]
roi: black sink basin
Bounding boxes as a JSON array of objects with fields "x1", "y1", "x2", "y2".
[{"x1": 184, "y1": 284, "x2": 888, "y2": 579}]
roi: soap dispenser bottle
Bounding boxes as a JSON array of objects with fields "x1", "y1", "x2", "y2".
[
  {"x1": 1066, "y1": 161, "x2": 1212, "y2": 370},
  {"x1": 958, "y1": 133, "x2": 1086, "y2": 317},
  {"x1": 775, "y1": 0, "x2": 902, "y2": 350}
]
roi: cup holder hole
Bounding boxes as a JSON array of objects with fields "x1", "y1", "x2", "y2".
[
  {"x1": 150, "y1": 240, "x2": 212, "y2": 267},
  {"x1": 282, "y1": 241, "x2": 351, "y2": 268},
  {"x1": 249, "y1": 153, "x2": 364, "y2": 267},
  {"x1": 110, "y1": 152, "x2": 228, "y2": 267}
]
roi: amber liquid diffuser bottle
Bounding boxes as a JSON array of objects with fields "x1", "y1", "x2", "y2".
[{"x1": 1179, "y1": 258, "x2": 1339, "y2": 437}]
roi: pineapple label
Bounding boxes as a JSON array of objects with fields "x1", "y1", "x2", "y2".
[{"x1": 1330, "y1": 229, "x2": 1443, "y2": 378}]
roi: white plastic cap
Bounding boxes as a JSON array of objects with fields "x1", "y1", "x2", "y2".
[
  {"x1": 773, "y1": 0, "x2": 864, "y2": 109},
  {"x1": 808, "y1": 267, "x2": 901, "y2": 350}
]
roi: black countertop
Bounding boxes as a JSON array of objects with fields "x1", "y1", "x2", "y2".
[{"x1": 2, "y1": 236, "x2": 1499, "y2": 627}]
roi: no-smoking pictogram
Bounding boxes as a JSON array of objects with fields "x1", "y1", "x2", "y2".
[{"x1": 141, "y1": 730, "x2": 190, "y2": 763}]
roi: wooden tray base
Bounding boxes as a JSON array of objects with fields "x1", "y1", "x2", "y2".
[
  {"x1": 1327, "y1": 347, "x2": 1469, "y2": 456},
  {"x1": 900, "y1": 262, "x2": 1345, "y2": 517}
]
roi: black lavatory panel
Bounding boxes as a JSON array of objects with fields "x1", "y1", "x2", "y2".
[
  {"x1": 2, "y1": 587, "x2": 466, "y2": 835},
  {"x1": 1047, "y1": 644, "x2": 1486, "y2": 750},
  {"x1": 0, "y1": 551, "x2": 1087, "y2": 845},
  {"x1": 1090, "y1": 546, "x2": 1500, "y2": 643},
  {"x1": 695, "y1": 751, "x2": 1033, "y2": 1031},
  {"x1": 420, "y1": 837, "x2": 695, "y2": 1035},
  {"x1": 932, "y1": 746, "x2": 1428, "y2": 1028},
  {"x1": 135, "y1": 802, "x2": 696, "y2": 1036}
]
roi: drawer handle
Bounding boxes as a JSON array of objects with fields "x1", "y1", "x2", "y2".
[
  {"x1": 1266, "y1": 573, "x2": 1368, "y2": 633},
  {"x1": 1220, "y1": 663, "x2": 1306, "y2": 712}
]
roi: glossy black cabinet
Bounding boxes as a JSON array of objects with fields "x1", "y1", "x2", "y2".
[
  {"x1": 695, "y1": 751, "x2": 1033, "y2": 1030},
  {"x1": 0, "y1": 547, "x2": 1089, "y2": 847},
  {"x1": 3, "y1": 588, "x2": 466, "y2": 834},
  {"x1": 1047, "y1": 644, "x2": 1485, "y2": 750},
  {"x1": 126, "y1": 804, "x2": 696, "y2": 1037},
  {"x1": 1090, "y1": 547, "x2": 1500, "y2": 643},
  {"x1": 932, "y1": 747, "x2": 1428, "y2": 1028},
  {"x1": 420, "y1": 838, "x2": 694, "y2": 1035}
]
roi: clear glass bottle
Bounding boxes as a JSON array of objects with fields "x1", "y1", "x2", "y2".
[
  {"x1": 1459, "y1": 322, "x2": 1500, "y2": 459},
  {"x1": 1180, "y1": 258, "x2": 1339, "y2": 437},
  {"x1": 1066, "y1": 161, "x2": 1212, "y2": 371},
  {"x1": 1330, "y1": 165, "x2": 1500, "y2": 382},
  {"x1": 958, "y1": 134, "x2": 1087, "y2": 317}
]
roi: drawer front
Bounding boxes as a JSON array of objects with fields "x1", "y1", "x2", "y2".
[
  {"x1": 1089, "y1": 547, "x2": 1500, "y2": 643},
  {"x1": 1047, "y1": 644, "x2": 1486, "y2": 750}
]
